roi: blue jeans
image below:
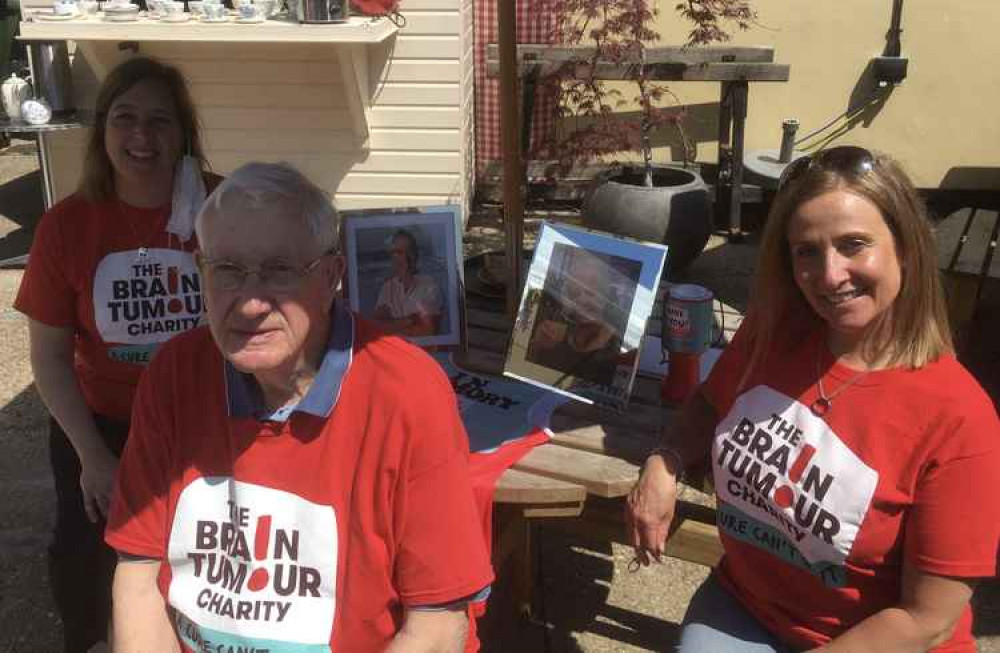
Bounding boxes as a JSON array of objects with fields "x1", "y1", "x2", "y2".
[{"x1": 677, "y1": 573, "x2": 801, "y2": 653}]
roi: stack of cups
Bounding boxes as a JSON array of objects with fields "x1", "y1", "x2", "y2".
[{"x1": 661, "y1": 284, "x2": 714, "y2": 405}]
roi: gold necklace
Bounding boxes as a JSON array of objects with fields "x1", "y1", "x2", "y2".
[{"x1": 810, "y1": 343, "x2": 870, "y2": 417}]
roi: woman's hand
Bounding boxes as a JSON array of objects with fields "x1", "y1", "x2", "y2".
[
  {"x1": 79, "y1": 445, "x2": 119, "y2": 523},
  {"x1": 28, "y1": 319, "x2": 119, "y2": 523},
  {"x1": 626, "y1": 453, "x2": 681, "y2": 566}
]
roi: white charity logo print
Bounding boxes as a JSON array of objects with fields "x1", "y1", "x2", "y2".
[
  {"x1": 167, "y1": 478, "x2": 338, "y2": 646},
  {"x1": 713, "y1": 385, "x2": 878, "y2": 566},
  {"x1": 93, "y1": 249, "x2": 204, "y2": 345}
]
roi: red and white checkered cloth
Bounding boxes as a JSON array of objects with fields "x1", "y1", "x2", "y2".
[{"x1": 473, "y1": 0, "x2": 559, "y2": 174}]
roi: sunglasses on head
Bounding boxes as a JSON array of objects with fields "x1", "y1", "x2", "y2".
[{"x1": 777, "y1": 145, "x2": 878, "y2": 190}]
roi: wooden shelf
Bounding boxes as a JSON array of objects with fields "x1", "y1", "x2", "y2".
[
  {"x1": 19, "y1": 14, "x2": 397, "y2": 44},
  {"x1": 18, "y1": 15, "x2": 397, "y2": 146}
]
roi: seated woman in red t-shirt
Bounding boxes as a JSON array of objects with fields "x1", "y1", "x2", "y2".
[
  {"x1": 626, "y1": 147, "x2": 999, "y2": 652},
  {"x1": 14, "y1": 57, "x2": 219, "y2": 653}
]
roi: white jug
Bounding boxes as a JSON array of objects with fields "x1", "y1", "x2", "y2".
[{"x1": 1, "y1": 73, "x2": 32, "y2": 121}]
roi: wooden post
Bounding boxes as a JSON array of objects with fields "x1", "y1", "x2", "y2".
[{"x1": 498, "y1": 0, "x2": 524, "y2": 319}]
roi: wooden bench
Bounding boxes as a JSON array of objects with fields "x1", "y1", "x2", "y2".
[{"x1": 935, "y1": 206, "x2": 1000, "y2": 347}]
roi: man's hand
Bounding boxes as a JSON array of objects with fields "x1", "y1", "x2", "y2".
[
  {"x1": 80, "y1": 445, "x2": 119, "y2": 522},
  {"x1": 626, "y1": 453, "x2": 681, "y2": 566},
  {"x1": 384, "y1": 606, "x2": 468, "y2": 653},
  {"x1": 113, "y1": 559, "x2": 179, "y2": 653}
]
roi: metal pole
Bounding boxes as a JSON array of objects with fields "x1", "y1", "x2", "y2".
[
  {"x1": 778, "y1": 118, "x2": 799, "y2": 163},
  {"x1": 26, "y1": 42, "x2": 55, "y2": 209},
  {"x1": 727, "y1": 81, "x2": 748, "y2": 239},
  {"x1": 498, "y1": 0, "x2": 524, "y2": 320}
]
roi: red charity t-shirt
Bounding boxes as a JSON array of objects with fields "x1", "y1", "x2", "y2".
[
  {"x1": 700, "y1": 321, "x2": 1000, "y2": 652},
  {"x1": 14, "y1": 193, "x2": 203, "y2": 421},
  {"x1": 106, "y1": 322, "x2": 495, "y2": 652}
]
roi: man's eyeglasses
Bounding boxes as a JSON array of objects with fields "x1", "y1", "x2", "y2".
[
  {"x1": 197, "y1": 250, "x2": 335, "y2": 293},
  {"x1": 777, "y1": 146, "x2": 877, "y2": 190}
]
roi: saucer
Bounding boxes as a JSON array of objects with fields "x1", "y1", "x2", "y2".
[
  {"x1": 200, "y1": 15, "x2": 229, "y2": 21},
  {"x1": 234, "y1": 15, "x2": 266, "y2": 22},
  {"x1": 160, "y1": 12, "x2": 190, "y2": 21},
  {"x1": 34, "y1": 9, "x2": 79, "y2": 20},
  {"x1": 103, "y1": 11, "x2": 138, "y2": 20}
]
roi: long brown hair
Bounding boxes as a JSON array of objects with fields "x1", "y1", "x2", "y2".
[
  {"x1": 79, "y1": 57, "x2": 206, "y2": 202},
  {"x1": 744, "y1": 151, "x2": 952, "y2": 382}
]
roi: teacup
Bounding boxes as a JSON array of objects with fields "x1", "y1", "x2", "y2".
[
  {"x1": 187, "y1": 1, "x2": 205, "y2": 15},
  {"x1": 201, "y1": 2, "x2": 226, "y2": 19},
  {"x1": 78, "y1": 0, "x2": 99, "y2": 14},
  {"x1": 238, "y1": 3, "x2": 264, "y2": 19},
  {"x1": 161, "y1": 1, "x2": 184, "y2": 15},
  {"x1": 52, "y1": 0, "x2": 78, "y2": 15},
  {"x1": 251, "y1": 0, "x2": 275, "y2": 16}
]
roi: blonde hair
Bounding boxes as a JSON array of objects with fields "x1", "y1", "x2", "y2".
[
  {"x1": 79, "y1": 57, "x2": 206, "y2": 202},
  {"x1": 744, "y1": 151, "x2": 952, "y2": 381}
]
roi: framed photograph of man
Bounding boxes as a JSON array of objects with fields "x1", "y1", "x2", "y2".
[
  {"x1": 342, "y1": 205, "x2": 463, "y2": 348},
  {"x1": 504, "y1": 222, "x2": 669, "y2": 408}
]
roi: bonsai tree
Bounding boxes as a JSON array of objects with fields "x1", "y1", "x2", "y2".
[{"x1": 541, "y1": 0, "x2": 756, "y2": 187}]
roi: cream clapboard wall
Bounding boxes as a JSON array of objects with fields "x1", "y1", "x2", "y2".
[{"x1": 40, "y1": 0, "x2": 475, "y2": 218}]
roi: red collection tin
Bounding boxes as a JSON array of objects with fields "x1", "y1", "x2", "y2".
[{"x1": 663, "y1": 283, "x2": 714, "y2": 355}]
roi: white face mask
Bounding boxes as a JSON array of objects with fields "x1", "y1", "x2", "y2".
[{"x1": 167, "y1": 154, "x2": 206, "y2": 242}]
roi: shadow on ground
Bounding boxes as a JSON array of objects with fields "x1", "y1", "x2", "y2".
[
  {"x1": 0, "y1": 384, "x2": 61, "y2": 653},
  {"x1": 481, "y1": 527, "x2": 683, "y2": 653},
  {"x1": 0, "y1": 167, "x2": 43, "y2": 263}
]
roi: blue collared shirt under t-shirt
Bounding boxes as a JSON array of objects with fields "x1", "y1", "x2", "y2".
[{"x1": 223, "y1": 299, "x2": 355, "y2": 422}]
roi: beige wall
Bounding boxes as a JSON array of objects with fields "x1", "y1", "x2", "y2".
[{"x1": 642, "y1": 0, "x2": 1000, "y2": 189}]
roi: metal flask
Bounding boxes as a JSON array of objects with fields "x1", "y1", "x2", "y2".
[
  {"x1": 28, "y1": 42, "x2": 75, "y2": 116},
  {"x1": 298, "y1": 0, "x2": 348, "y2": 23}
]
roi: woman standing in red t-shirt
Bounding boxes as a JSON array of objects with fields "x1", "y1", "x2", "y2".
[
  {"x1": 15, "y1": 57, "x2": 217, "y2": 653},
  {"x1": 626, "y1": 148, "x2": 999, "y2": 652}
]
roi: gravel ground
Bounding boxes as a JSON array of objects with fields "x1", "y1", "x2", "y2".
[{"x1": 1, "y1": 142, "x2": 997, "y2": 652}]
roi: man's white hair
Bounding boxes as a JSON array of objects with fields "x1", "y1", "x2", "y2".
[{"x1": 195, "y1": 161, "x2": 339, "y2": 255}]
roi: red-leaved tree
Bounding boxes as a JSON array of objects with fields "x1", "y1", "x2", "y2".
[{"x1": 539, "y1": 0, "x2": 755, "y2": 186}]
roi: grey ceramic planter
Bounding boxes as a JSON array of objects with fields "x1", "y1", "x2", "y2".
[{"x1": 582, "y1": 165, "x2": 712, "y2": 272}]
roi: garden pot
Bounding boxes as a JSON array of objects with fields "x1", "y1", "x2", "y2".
[{"x1": 582, "y1": 165, "x2": 712, "y2": 273}]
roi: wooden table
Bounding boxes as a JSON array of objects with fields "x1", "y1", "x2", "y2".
[
  {"x1": 460, "y1": 288, "x2": 725, "y2": 616},
  {"x1": 485, "y1": 44, "x2": 791, "y2": 237}
]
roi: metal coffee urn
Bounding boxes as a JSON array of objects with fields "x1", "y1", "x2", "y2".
[
  {"x1": 28, "y1": 41, "x2": 74, "y2": 117},
  {"x1": 298, "y1": 0, "x2": 348, "y2": 23}
]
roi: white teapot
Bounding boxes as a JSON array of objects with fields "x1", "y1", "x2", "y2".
[{"x1": 1, "y1": 73, "x2": 32, "y2": 121}]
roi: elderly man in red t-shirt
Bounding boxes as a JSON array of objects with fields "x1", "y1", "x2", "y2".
[{"x1": 106, "y1": 162, "x2": 493, "y2": 652}]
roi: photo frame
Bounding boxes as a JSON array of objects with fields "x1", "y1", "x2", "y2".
[
  {"x1": 504, "y1": 222, "x2": 669, "y2": 408},
  {"x1": 342, "y1": 205, "x2": 463, "y2": 348}
]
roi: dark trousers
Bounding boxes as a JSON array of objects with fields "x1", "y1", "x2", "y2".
[{"x1": 48, "y1": 415, "x2": 129, "y2": 653}]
